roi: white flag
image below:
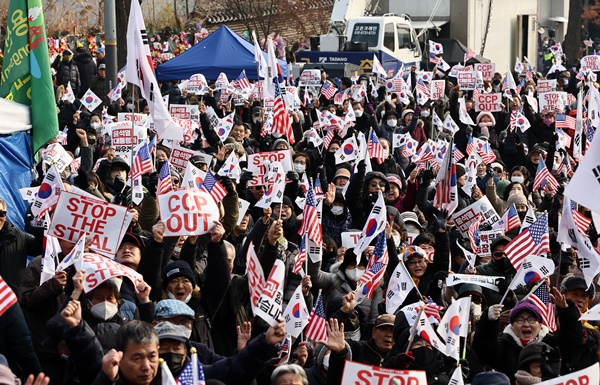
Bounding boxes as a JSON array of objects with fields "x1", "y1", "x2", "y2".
[
  {"x1": 41, "y1": 235, "x2": 60, "y2": 285},
  {"x1": 443, "y1": 114, "x2": 460, "y2": 135},
  {"x1": 217, "y1": 150, "x2": 241, "y2": 182},
  {"x1": 264, "y1": 37, "x2": 279, "y2": 99},
  {"x1": 56, "y1": 233, "x2": 86, "y2": 271},
  {"x1": 432, "y1": 110, "x2": 443, "y2": 130},
  {"x1": 458, "y1": 98, "x2": 475, "y2": 125},
  {"x1": 372, "y1": 54, "x2": 388, "y2": 78},
  {"x1": 126, "y1": 0, "x2": 183, "y2": 141},
  {"x1": 252, "y1": 31, "x2": 268, "y2": 80},
  {"x1": 354, "y1": 192, "x2": 387, "y2": 258},
  {"x1": 413, "y1": 307, "x2": 448, "y2": 356},
  {"x1": 509, "y1": 255, "x2": 555, "y2": 290},
  {"x1": 455, "y1": 239, "x2": 476, "y2": 269},
  {"x1": 80, "y1": 89, "x2": 103, "y2": 111},
  {"x1": 386, "y1": 261, "x2": 418, "y2": 314},
  {"x1": 283, "y1": 284, "x2": 310, "y2": 338},
  {"x1": 255, "y1": 162, "x2": 286, "y2": 209},
  {"x1": 448, "y1": 366, "x2": 465, "y2": 385},
  {"x1": 31, "y1": 165, "x2": 65, "y2": 217},
  {"x1": 580, "y1": 302, "x2": 600, "y2": 321},
  {"x1": 520, "y1": 206, "x2": 536, "y2": 232},
  {"x1": 438, "y1": 297, "x2": 471, "y2": 361},
  {"x1": 573, "y1": 90, "x2": 584, "y2": 161},
  {"x1": 62, "y1": 81, "x2": 76, "y2": 103}
]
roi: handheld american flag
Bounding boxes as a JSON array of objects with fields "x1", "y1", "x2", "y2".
[
  {"x1": 299, "y1": 180, "x2": 322, "y2": 245},
  {"x1": 368, "y1": 130, "x2": 385, "y2": 164},
  {"x1": 176, "y1": 351, "x2": 206, "y2": 385},
  {"x1": 292, "y1": 234, "x2": 307, "y2": 275},
  {"x1": 157, "y1": 161, "x2": 173, "y2": 195},
  {"x1": 0, "y1": 276, "x2": 17, "y2": 317},
  {"x1": 203, "y1": 171, "x2": 227, "y2": 202},
  {"x1": 130, "y1": 143, "x2": 154, "y2": 180},
  {"x1": 492, "y1": 204, "x2": 521, "y2": 232},
  {"x1": 272, "y1": 81, "x2": 294, "y2": 144},
  {"x1": 355, "y1": 232, "x2": 388, "y2": 304},
  {"x1": 305, "y1": 290, "x2": 328, "y2": 342},
  {"x1": 528, "y1": 282, "x2": 557, "y2": 332},
  {"x1": 233, "y1": 70, "x2": 251, "y2": 93},
  {"x1": 320, "y1": 81, "x2": 337, "y2": 100},
  {"x1": 532, "y1": 160, "x2": 559, "y2": 192},
  {"x1": 505, "y1": 213, "x2": 550, "y2": 269}
]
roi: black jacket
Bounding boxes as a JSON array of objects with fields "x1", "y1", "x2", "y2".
[
  {"x1": 0, "y1": 303, "x2": 42, "y2": 377},
  {"x1": 0, "y1": 221, "x2": 39, "y2": 296}
]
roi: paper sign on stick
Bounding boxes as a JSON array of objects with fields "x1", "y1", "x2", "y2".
[
  {"x1": 78, "y1": 253, "x2": 143, "y2": 293},
  {"x1": 157, "y1": 188, "x2": 220, "y2": 237}
]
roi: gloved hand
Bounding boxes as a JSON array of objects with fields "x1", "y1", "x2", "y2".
[
  {"x1": 113, "y1": 174, "x2": 126, "y2": 194},
  {"x1": 286, "y1": 170, "x2": 299, "y2": 181},
  {"x1": 414, "y1": 105, "x2": 422, "y2": 117},
  {"x1": 421, "y1": 169, "x2": 434, "y2": 184},
  {"x1": 487, "y1": 304, "x2": 504, "y2": 321},
  {"x1": 498, "y1": 130, "x2": 508, "y2": 143},
  {"x1": 465, "y1": 125, "x2": 473, "y2": 137},
  {"x1": 365, "y1": 103, "x2": 375, "y2": 116},
  {"x1": 357, "y1": 159, "x2": 366, "y2": 172},
  {"x1": 486, "y1": 168, "x2": 495, "y2": 179},
  {"x1": 147, "y1": 174, "x2": 158, "y2": 197},
  {"x1": 459, "y1": 359, "x2": 471, "y2": 381},
  {"x1": 394, "y1": 352, "x2": 415, "y2": 369},
  {"x1": 240, "y1": 171, "x2": 253, "y2": 183},
  {"x1": 431, "y1": 209, "x2": 448, "y2": 230},
  {"x1": 432, "y1": 270, "x2": 449, "y2": 289},
  {"x1": 219, "y1": 176, "x2": 236, "y2": 196}
]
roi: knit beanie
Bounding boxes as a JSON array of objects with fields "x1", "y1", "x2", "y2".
[
  {"x1": 509, "y1": 300, "x2": 543, "y2": 324},
  {"x1": 162, "y1": 260, "x2": 196, "y2": 289},
  {"x1": 506, "y1": 192, "x2": 528, "y2": 207},
  {"x1": 518, "y1": 342, "x2": 552, "y2": 370}
]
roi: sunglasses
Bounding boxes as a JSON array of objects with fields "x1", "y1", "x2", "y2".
[
  {"x1": 370, "y1": 181, "x2": 386, "y2": 188},
  {"x1": 493, "y1": 251, "x2": 506, "y2": 258},
  {"x1": 0, "y1": 210, "x2": 5, "y2": 217}
]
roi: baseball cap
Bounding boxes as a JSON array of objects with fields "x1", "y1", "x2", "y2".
[
  {"x1": 154, "y1": 321, "x2": 188, "y2": 342},
  {"x1": 98, "y1": 64, "x2": 106, "y2": 70},
  {"x1": 120, "y1": 233, "x2": 142, "y2": 250},
  {"x1": 155, "y1": 299, "x2": 195, "y2": 319},
  {"x1": 374, "y1": 314, "x2": 395, "y2": 328}
]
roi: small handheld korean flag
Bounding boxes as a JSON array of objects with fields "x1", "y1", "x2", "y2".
[
  {"x1": 354, "y1": 192, "x2": 387, "y2": 258},
  {"x1": 443, "y1": 115, "x2": 460, "y2": 135},
  {"x1": 254, "y1": 259, "x2": 285, "y2": 326},
  {"x1": 62, "y1": 82, "x2": 76, "y2": 103},
  {"x1": 508, "y1": 255, "x2": 555, "y2": 290},
  {"x1": 31, "y1": 165, "x2": 65, "y2": 218},
  {"x1": 437, "y1": 297, "x2": 471, "y2": 361},
  {"x1": 283, "y1": 284, "x2": 310, "y2": 338},
  {"x1": 386, "y1": 260, "x2": 419, "y2": 314},
  {"x1": 334, "y1": 136, "x2": 359, "y2": 164},
  {"x1": 80, "y1": 89, "x2": 103, "y2": 111},
  {"x1": 217, "y1": 151, "x2": 241, "y2": 182},
  {"x1": 56, "y1": 233, "x2": 86, "y2": 271},
  {"x1": 41, "y1": 235, "x2": 60, "y2": 285},
  {"x1": 214, "y1": 112, "x2": 235, "y2": 141},
  {"x1": 432, "y1": 110, "x2": 443, "y2": 131}
]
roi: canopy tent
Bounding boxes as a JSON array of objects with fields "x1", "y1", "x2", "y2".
[{"x1": 156, "y1": 25, "x2": 288, "y2": 82}]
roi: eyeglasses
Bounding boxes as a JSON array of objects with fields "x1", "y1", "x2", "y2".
[
  {"x1": 406, "y1": 258, "x2": 427, "y2": 266},
  {"x1": 0, "y1": 210, "x2": 5, "y2": 217},
  {"x1": 370, "y1": 181, "x2": 387, "y2": 188},
  {"x1": 493, "y1": 251, "x2": 506, "y2": 258},
  {"x1": 513, "y1": 316, "x2": 539, "y2": 325}
]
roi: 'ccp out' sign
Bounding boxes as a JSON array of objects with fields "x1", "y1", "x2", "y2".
[
  {"x1": 158, "y1": 188, "x2": 220, "y2": 236},
  {"x1": 474, "y1": 93, "x2": 502, "y2": 112}
]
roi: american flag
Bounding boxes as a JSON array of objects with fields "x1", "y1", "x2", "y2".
[
  {"x1": 453, "y1": 145, "x2": 465, "y2": 163},
  {"x1": 305, "y1": 290, "x2": 328, "y2": 342},
  {"x1": 0, "y1": 276, "x2": 17, "y2": 317},
  {"x1": 157, "y1": 161, "x2": 173, "y2": 195},
  {"x1": 333, "y1": 89, "x2": 348, "y2": 105},
  {"x1": 357, "y1": 233, "x2": 389, "y2": 301},
  {"x1": 557, "y1": 154, "x2": 572, "y2": 176},
  {"x1": 203, "y1": 171, "x2": 227, "y2": 202},
  {"x1": 323, "y1": 127, "x2": 336, "y2": 150},
  {"x1": 293, "y1": 234, "x2": 307, "y2": 275},
  {"x1": 571, "y1": 200, "x2": 592, "y2": 233},
  {"x1": 415, "y1": 78, "x2": 430, "y2": 103},
  {"x1": 424, "y1": 297, "x2": 444, "y2": 323},
  {"x1": 477, "y1": 141, "x2": 497, "y2": 164},
  {"x1": 272, "y1": 82, "x2": 294, "y2": 144},
  {"x1": 148, "y1": 136, "x2": 157, "y2": 155},
  {"x1": 320, "y1": 81, "x2": 338, "y2": 100},
  {"x1": 498, "y1": 204, "x2": 521, "y2": 232},
  {"x1": 468, "y1": 214, "x2": 482, "y2": 254},
  {"x1": 505, "y1": 213, "x2": 550, "y2": 269},
  {"x1": 176, "y1": 354, "x2": 205, "y2": 385},
  {"x1": 510, "y1": 110, "x2": 517, "y2": 132},
  {"x1": 532, "y1": 160, "x2": 559, "y2": 192},
  {"x1": 555, "y1": 114, "x2": 576, "y2": 130},
  {"x1": 314, "y1": 177, "x2": 324, "y2": 196},
  {"x1": 299, "y1": 180, "x2": 322, "y2": 245},
  {"x1": 414, "y1": 143, "x2": 435, "y2": 164},
  {"x1": 528, "y1": 282, "x2": 557, "y2": 332},
  {"x1": 429, "y1": 53, "x2": 439, "y2": 64},
  {"x1": 368, "y1": 130, "x2": 385, "y2": 164},
  {"x1": 466, "y1": 136, "x2": 475, "y2": 156},
  {"x1": 130, "y1": 143, "x2": 154, "y2": 180},
  {"x1": 233, "y1": 70, "x2": 251, "y2": 92}
]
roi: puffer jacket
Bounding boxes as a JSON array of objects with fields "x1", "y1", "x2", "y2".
[
  {"x1": 0, "y1": 220, "x2": 39, "y2": 296},
  {"x1": 56, "y1": 61, "x2": 80, "y2": 94}
]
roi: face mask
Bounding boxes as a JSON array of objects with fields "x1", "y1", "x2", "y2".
[
  {"x1": 160, "y1": 352, "x2": 185, "y2": 374},
  {"x1": 272, "y1": 132, "x2": 282, "y2": 139},
  {"x1": 563, "y1": 80, "x2": 569, "y2": 87},
  {"x1": 170, "y1": 322, "x2": 192, "y2": 339},
  {"x1": 88, "y1": 138, "x2": 97, "y2": 145},
  {"x1": 387, "y1": 119, "x2": 397, "y2": 127},
  {"x1": 393, "y1": 235, "x2": 401, "y2": 247},
  {"x1": 552, "y1": 160, "x2": 560, "y2": 171},
  {"x1": 518, "y1": 211, "x2": 527, "y2": 222},
  {"x1": 345, "y1": 268, "x2": 364, "y2": 282},
  {"x1": 167, "y1": 291, "x2": 192, "y2": 304},
  {"x1": 330, "y1": 206, "x2": 344, "y2": 216},
  {"x1": 322, "y1": 353, "x2": 330, "y2": 370},
  {"x1": 383, "y1": 149, "x2": 390, "y2": 158},
  {"x1": 511, "y1": 176, "x2": 525, "y2": 184},
  {"x1": 91, "y1": 122, "x2": 101, "y2": 131},
  {"x1": 381, "y1": 110, "x2": 386, "y2": 117},
  {"x1": 354, "y1": 109, "x2": 363, "y2": 118},
  {"x1": 410, "y1": 346, "x2": 437, "y2": 367},
  {"x1": 420, "y1": 110, "x2": 430, "y2": 118},
  {"x1": 126, "y1": 103, "x2": 135, "y2": 111},
  {"x1": 543, "y1": 118, "x2": 554, "y2": 126},
  {"x1": 492, "y1": 257, "x2": 514, "y2": 272},
  {"x1": 90, "y1": 301, "x2": 119, "y2": 321},
  {"x1": 471, "y1": 303, "x2": 483, "y2": 322},
  {"x1": 479, "y1": 122, "x2": 493, "y2": 128},
  {"x1": 293, "y1": 162, "x2": 306, "y2": 174}
]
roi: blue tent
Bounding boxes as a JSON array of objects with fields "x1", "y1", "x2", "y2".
[{"x1": 156, "y1": 25, "x2": 288, "y2": 82}]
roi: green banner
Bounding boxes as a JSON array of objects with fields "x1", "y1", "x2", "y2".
[{"x1": 0, "y1": 0, "x2": 59, "y2": 153}]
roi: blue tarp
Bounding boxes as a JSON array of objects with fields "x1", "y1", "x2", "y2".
[
  {"x1": 156, "y1": 25, "x2": 288, "y2": 82},
  {"x1": 0, "y1": 132, "x2": 33, "y2": 230}
]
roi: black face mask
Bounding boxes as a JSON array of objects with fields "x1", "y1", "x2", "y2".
[
  {"x1": 492, "y1": 257, "x2": 513, "y2": 273},
  {"x1": 518, "y1": 211, "x2": 527, "y2": 222},
  {"x1": 410, "y1": 347, "x2": 438, "y2": 371},
  {"x1": 160, "y1": 352, "x2": 185, "y2": 375}
]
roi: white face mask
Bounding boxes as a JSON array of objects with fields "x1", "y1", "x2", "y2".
[
  {"x1": 322, "y1": 353, "x2": 330, "y2": 370},
  {"x1": 354, "y1": 109, "x2": 363, "y2": 118},
  {"x1": 387, "y1": 119, "x2": 397, "y2": 127},
  {"x1": 293, "y1": 162, "x2": 306, "y2": 174},
  {"x1": 511, "y1": 175, "x2": 525, "y2": 184},
  {"x1": 330, "y1": 206, "x2": 344, "y2": 216},
  {"x1": 393, "y1": 235, "x2": 401, "y2": 247},
  {"x1": 167, "y1": 291, "x2": 192, "y2": 304},
  {"x1": 168, "y1": 321, "x2": 192, "y2": 339},
  {"x1": 346, "y1": 268, "x2": 365, "y2": 282},
  {"x1": 421, "y1": 110, "x2": 430, "y2": 118},
  {"x1": 383, "y1": 149, "x2": 390, "y2": 158},
  {"x1": 90, "y1": 122, "x2": 102, "y2": 131},
  {"x1": 90, "y1": 301, "x2": 119, "y2": 321},
  {"x1": 126, "y1": 103, "x2": 135, "y2": 111},
  {"x1": 471, "y1": 303, "x2": 483, "y2": 322}
]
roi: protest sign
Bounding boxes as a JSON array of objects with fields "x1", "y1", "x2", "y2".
[
  {"x1": 247, "y1": 174, "x2": 266, "y2": 187},
  {"x1": 247, "y1": 150, "x2": 293, "y2": 175},
  {"x1": 580, "y1": 55, "x2": 600, "y2": 72},
  {"x1": 538, "y1": 92, "x2": 562, "y2": 111},
  {"x1": 254, "y1": 259, "x2": 285, "y2": 326},
  {"x1": 169, "y1": 144, "x2": 201, "y2": 174},
  {"x1": 171, "y1": 117, "x2": 198, "y2": 145},
  {"x1": 187, "y1": 73, "x2": 208, "y2": 95},
  {"x1": 341, "y1": 231, "x2": 362, "y2": 248},
  {"x1": 474, "y1": 63, "x2": 495, "y2": 81},
  {"x1": 157, "y1": 188, "x2": 220, "y2": 237},
  {"x1": 537, "y1": 363, "x2": 598, "y2": 385},
  {"x1": 298, "y1": 69, "x2": 321, "y2": 87},
  {"x1": 430, "y1": 80, "x2": 446, "y2": 100},
  {"x1": 43, "y1": 143, "x2": 73, "y2": 173},
  {"x1": 474, "y1": 93, "x2": 502, "y2": 112},
  {"x1": 451, "y1": 196, "x2": 500, "y2": 236},
  {"x1": 110, "y1": 122, "x2": 140, "y2": 164},
  {"x1": 536, "y1": 80, "x2": 556, "y2": 94},
  {"x1": 457, "y1": 69, "x2": 477, "y2": 90},
  {"x1": 117, "y1": 113, "x2": 147, "y2": 125},
  {"x1": 478, "y1": 229, "x2": 504, "y2": 257},
  {"x1": 48, "y1": 192, "x2": 129, "y2": 255},
  {"x1": 445, "y1": 274, "x2": 503, "y2": 292},
  {"x1": 341, "y1": 361, "x2": 427, "y2": 385},
  {"x1": 78, "y1": 253, "x2": 143, "y2": 293},
  {"x1": 169, "y1": 104, "x2": 200, "y2": 122}
]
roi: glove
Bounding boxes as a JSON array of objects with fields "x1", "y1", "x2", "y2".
[
  {"x1": 286, "y1": 170, "x2": 299, "y2": 181},
  {"x1": 487, "y1": 304, "x2": 504, "y2": 321},
  {"x1": 432, "y1": 270, "x2": 449, "y2": 289},
  {"x1": 414, "y1": 105, "x2": 422, "y2": 117},
  {"x1": 113, "y1": 174, "x2": 126, "y2": 194},
  {"x1": 393, "y1": 352, "x2": 415, "y2": 369},
  {"x1": 432, "y1": 209, "x2": 448, "y2": 230},
  {"x1": 219, "y1": 176, "x2": 235, "y2": 195},
  {"x1": 421, "y1": 169, "x2": 434, "y2": 184},
  {"x1": 147, "y1": 174, "x2": 158, "y2": 197},
  {"x1": 315, "y1": 155, "x2": 324, "y2": 167},
  {"x1": 486, "y1": 168, "x2": 495, "y2": 179},
  {"x1": 498, "y1": 130, "x2": 507, "y2": 143},
  {"x1": 459, "y1": 359, "x2": 471, "y2": 381},
  {"x1": 465, "y1": 125, "x2": 473, "y2": 137},
  {"x1": 365, "y1": 103, "x2": 375, "y2": 116},
  {"x1": 240, "y1": 171, "x2": 254, "y2": 183}
]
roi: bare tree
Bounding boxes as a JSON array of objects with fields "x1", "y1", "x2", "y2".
[
  {"x1": 222, "y1": 0, "x2": 279, "y2": 47},
  {"x1": 565, "y1": 0, "x2": 583, "y2": 66}
]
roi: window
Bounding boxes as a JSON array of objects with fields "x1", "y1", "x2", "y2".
[
  {"x1": 396, "y1": 25, "x2": 412, "y2": 49},
  {"x1": 383, "y1": 23, "x2": 395, "y2": 51},
  {"x1": 350, "y1": 23, "x2": 380, "y2": 47}
]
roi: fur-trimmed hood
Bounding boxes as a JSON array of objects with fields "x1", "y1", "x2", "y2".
[{"x1": 503, "y1": 323, "x2": 550, "y2": 348}]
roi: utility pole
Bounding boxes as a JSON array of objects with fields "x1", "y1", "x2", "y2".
[{"x1": 104, "y1": 0, "x2": 118, "y2": 89}]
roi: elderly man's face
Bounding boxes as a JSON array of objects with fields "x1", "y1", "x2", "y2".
[
  {"x1": 120, "y1": 340, "x2": 159, "y2": 385},
  {"x1": 116, "y1": 242, "x2": 141, "y2": 269}
]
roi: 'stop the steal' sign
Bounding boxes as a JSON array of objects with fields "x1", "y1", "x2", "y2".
[
  {"x1": 78, "y1": 253, "x2": 143, "y2": 293},
  {"x1": 48, "y1": 192, "x2": 129, "y2": 255},
  {"x1": 341, "y1": 360, "x2": 427, "y2": 385},
  {"x1": 158, "y1": 188, "x2": 220, "y2": 237}
]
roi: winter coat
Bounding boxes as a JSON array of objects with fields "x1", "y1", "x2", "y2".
[
  {"x1": 56, "y1": 60, "x2": 81, "y2": 94},
  {"x1": 63, "y1": 320, "x2": 104, "y2": 384},
  {"x1": 346, "y1": 338, "x2": 390, "y2": 366},
  {"x1": 0, "y1": 303, "x2": 42, "y2": 377},
  {"x1": 73, "y1": 52, "x2": 97, "y2": 97},
  {"x1": 388, "y1": 181, "x2": 418, "y2": 213},
  {"x1": 321, "y1": 205, "x2": 352, "y2": 247},
  {"x1": 0, "y1": 221, "x2": 38, "y2": 296}
]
